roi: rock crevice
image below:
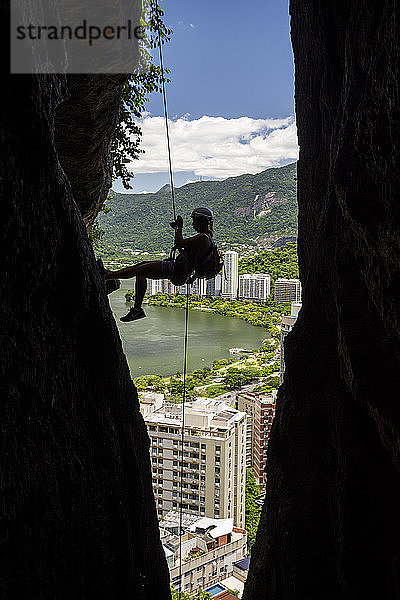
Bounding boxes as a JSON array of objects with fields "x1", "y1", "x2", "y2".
[
  {"x1": 244, "y1": 1, "x2": 400, "y2": 598},
  {"x1": 1, "y1": 26, "x2": 170, "y2": 600}
]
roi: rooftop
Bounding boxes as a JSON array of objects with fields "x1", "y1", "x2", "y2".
[
  {"x1": 142, "y1": 398, "x2": 246, "y2": 431},
  {"x1": 138, "y1": 391, "x2": 165, "y2": 404},
  {"x1": 237, "y1": 391, "x2": 276, "y2": 404},
  {"x1": 160, "y1": 511, "x2": 199, "y2": 532},
  {"x1": 160, "y1": 511, "x2": 235, "y2": 539},
  {"x1": 239, "y1": 272, "x2": 270, "y2": 279},
  {"x1": 217, "y1": 576, "x2": 244, "y2": 597},
  {"x1": 234, "y1": 556, "x2": 250, "y2": 571},
  {"x1": 281, "y1": 315, "x2": 298, "y2": 326},
  {"x1": 188, "y1": 516, "x2": 234, "y2": 539},
  {"x1": 275, "y1": 277, "x2": 301, "y2": 283}
]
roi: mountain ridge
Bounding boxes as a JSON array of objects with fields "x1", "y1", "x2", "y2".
[{"x1": 96, "y1": 162, "x2": 298, "y2": 256}]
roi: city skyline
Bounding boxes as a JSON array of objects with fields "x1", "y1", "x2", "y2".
[{"x1": 147, "y1": 248, "x2": 301, "y2": 304}]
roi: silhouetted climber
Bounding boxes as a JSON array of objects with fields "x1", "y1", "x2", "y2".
[{"x1": 104, "y1": 207, "x2": 222, "y2": 322}]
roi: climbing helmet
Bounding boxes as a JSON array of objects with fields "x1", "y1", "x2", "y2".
[{"x1": 191, "y1": 207, "x2": 214, "y2": 220}]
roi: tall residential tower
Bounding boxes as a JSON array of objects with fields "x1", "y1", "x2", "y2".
[
  {"x1": 221, "y1": 250, "x2": 239, "y2": 300},
  {"x1": 238, "y1": 273, "x2": 271, "y2": 301},
  {"x1": 140, "y1": 397, "x2": 247, "y2": 528}
]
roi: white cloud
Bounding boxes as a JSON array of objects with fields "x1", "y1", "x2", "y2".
[
  {"x1": 127, "y1": 115, "x2": 298, "y2": 179},
  {"x1": 177, "y1": 20, "x2": 195, "y2": 30},
  {"x1": 181, "y1": 179, "x2": 200, "y2": 186}
]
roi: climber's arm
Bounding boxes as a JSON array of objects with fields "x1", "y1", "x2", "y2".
[
  {"x1": 172, "y1": 215, "x2": 210, "y2": 253},
  {"x1": 173, "y1": 215, "x2": 184, "y2": 247},
  {"x1": 175, "y1": 233, "x2": 209, "y2": 251},
  {"x1": 174, "y1": 228, "x2": 208, "y2": 254}
]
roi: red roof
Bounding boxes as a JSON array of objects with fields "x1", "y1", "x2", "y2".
[{"x1": 214, "y1": 592, "x2": 239, "y2": 600}]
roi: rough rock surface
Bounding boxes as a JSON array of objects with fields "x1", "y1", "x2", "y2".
[
  {"x1": 1, "y1": 23, "x2": 170, "y2": 600},
  {"x1": 55, "y1": 75, "x2": 126, "y2": 228},
  {"x1": 244, "y1": 1, "x2": 400, "y2": 599}
]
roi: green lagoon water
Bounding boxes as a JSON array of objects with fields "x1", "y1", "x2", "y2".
[{"x1": 109, "y1": 279, "x2": 265, "y2": 377}]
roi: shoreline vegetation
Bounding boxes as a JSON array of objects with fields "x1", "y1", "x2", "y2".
[
  {"x1": 125, "y1": 291, "x2": 291, "y2": 329},
  {"x1": 131, "y1": 294, "x2": 286, "y2": 403}
]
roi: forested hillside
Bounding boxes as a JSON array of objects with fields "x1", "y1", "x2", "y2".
[
  {"x1": 238, "y1": 241, "x2": 299, "y2": 284},
  {"x1": 96, "y1": 162, "x2": 297, "y2": 261}
]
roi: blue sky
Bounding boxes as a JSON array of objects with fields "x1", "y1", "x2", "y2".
[{"x1": 114, "y1": 0, "x2": 296, "y2": 193}]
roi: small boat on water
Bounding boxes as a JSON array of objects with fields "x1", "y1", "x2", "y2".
[{"x1": 229, "y1": 347, "x2": 243, "y2": 354}]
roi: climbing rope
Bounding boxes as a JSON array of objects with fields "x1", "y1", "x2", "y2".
[
  {"x1": 155, "y1": 11, "x2": 190, "y2": 598},
  {"x1": 155, "y1": 14, "x2": 177, "y2": 221},
  {"x1": 178, "y1": 284, "x2": 190, "y2": 597}
]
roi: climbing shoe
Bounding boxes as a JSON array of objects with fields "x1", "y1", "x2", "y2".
[
  {"x1": 97, "y1": 258, "x2": 120, "y2": 295},
  {"x1": 120, "y1": 307, "x2": 146, "y2": 322}
]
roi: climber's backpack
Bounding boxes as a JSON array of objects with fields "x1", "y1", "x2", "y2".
[{"x1": 194, "y1": 239, "x2": 224, "y2": 280}]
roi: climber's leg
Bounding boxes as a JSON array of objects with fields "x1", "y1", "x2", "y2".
[
  {"x1": 104, "y1": 260, "x2": 159, "y2": 280},
  {"x1": 119, "y1": 261, "x2": 164, "y2": 323},
  {"x1": 134, "y1": 273, "x2": 147, "y2": 309}
]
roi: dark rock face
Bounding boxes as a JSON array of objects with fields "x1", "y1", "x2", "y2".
[
  {"x1": 1, "y1": 41, "x2": 170, "y2": 600},
  {"x1": 55, "y1": 75, "x2": 126, "y2": 228},
  {"x1": 244, "y1": 2, "x2": 400, "y2": 599}
]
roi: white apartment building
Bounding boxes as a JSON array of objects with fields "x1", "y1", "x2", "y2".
[
  {"x1": 140, "y1": 398, "x2": 247, "y2": 528},
  {"x1": 148, "y1": 278, "x2": 177, "y2": 295},
  {"x1": 238, "y1": 273, "x2": 271, "y2": 301},
  {"x1": 176, "y1": 278, "x2": 208, "y2": 297},
  {"x1": 138, "y1": 391, "x2": 164, "y2": 418},
  {"x1": 149, "y1": 277, "x2": 210, "y2": 298},
  {"x1": 160, "y1": 511, "x2": 247, "y2": 595},
  {"x1": 192, "y1": 278, "x2": 207, "y2": 297},
  {"x1": 274, "y1": 278, "x2": 302, "y2": 303},
  {"x1": 221, "y1": 251, "x2": 239, "y2": 299},
  {"x1": 206, "y1": 273, "x2": 222, "y2": 297}
]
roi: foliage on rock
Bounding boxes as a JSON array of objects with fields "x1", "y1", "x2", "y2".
[
  {"x1": 111, "y1": 0, "x2": 172, "y2": 188},
  {"x1": 245, "y1": 468, "x2": 262, "y2": 551}
]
